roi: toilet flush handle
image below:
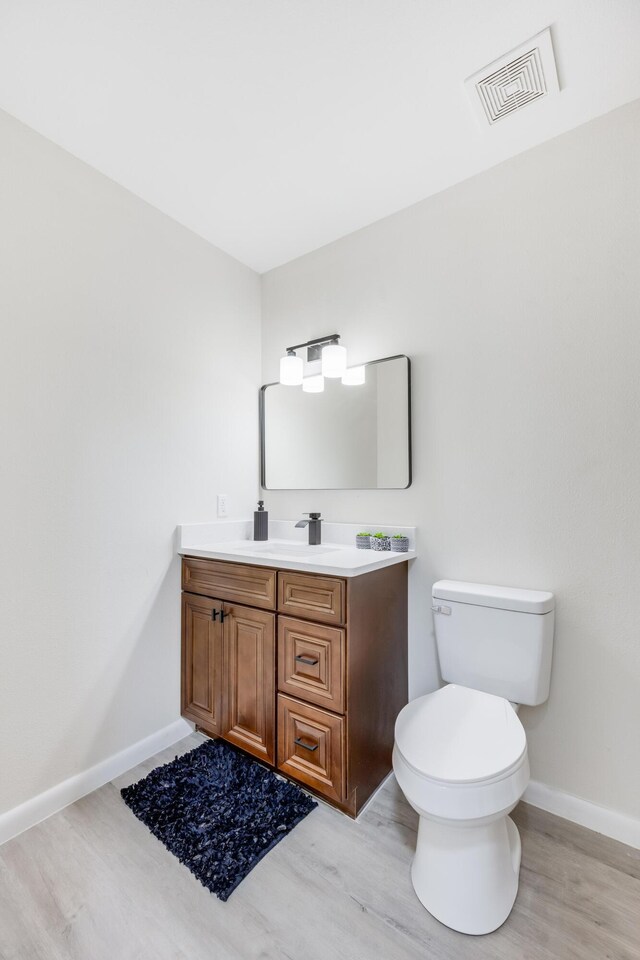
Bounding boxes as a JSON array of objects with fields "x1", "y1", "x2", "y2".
[{"x1": 431, "y1": 604, "x2": 451, "y2": 615}]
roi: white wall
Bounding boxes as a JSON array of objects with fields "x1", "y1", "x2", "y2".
[
  {"x1": 0, "y1": 110, "x2": 261, "y2": 815},
  {"x1": 261, "y1": 100, "x2": 640, "y2": 822}
]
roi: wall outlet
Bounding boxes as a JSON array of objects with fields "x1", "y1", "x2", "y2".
[{"x1": 217, "y1": 493, "x2": 229, "y2": 518}]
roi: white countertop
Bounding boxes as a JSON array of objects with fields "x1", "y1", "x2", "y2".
[{"x1": 177, "y1": 520, "x2": 417, "y2": 578}]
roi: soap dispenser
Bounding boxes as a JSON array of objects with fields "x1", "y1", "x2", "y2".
[{"x1": 253, "y1": 501, "x2": 268, "y2": 541}]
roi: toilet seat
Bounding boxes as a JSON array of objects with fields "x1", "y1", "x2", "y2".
[
  {"x1": 393, "y1": 684, "x2": 530, "y2": 824},
  {"x1": 395, "y1": 684, "x2": 526, "y2": 785}
]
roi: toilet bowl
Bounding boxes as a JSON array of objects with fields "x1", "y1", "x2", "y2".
[
  {"x1": 393, "y1": 684, "x2": 530, "y2": 935},
  {"x1": 394, "y1": 579, "x2": 555, "y2": 936}
]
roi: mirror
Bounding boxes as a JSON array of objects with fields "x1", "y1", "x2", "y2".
[{"x1": 260, "y1": 354, "x2": 411, "y2": 490}]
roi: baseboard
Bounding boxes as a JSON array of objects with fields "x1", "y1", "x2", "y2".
[
  {"x1": 0, "y1": 718, "x2": 193, "y2": 847},
  {"x1": 524, "y1": 779, "x2": 640, "y2": 850}
]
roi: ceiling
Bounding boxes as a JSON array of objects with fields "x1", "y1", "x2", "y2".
[{"x1": 1, "y1": 1, "x2": 639, "y2": 273}]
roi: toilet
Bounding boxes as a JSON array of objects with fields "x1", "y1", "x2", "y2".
[{"x1": 393, "y1": 579, "x2": 555, "y2": 936}]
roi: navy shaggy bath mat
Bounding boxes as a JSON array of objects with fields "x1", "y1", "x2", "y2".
[{"x1": 121, "y1": 739, "x2": 317, "y2": 900}]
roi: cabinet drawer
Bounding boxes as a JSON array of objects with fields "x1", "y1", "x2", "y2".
[
  {"x1": 277, "y1": 571, "x2": 345, "y2": 626},
  {"x1": 278, "y1": 617, "x2": 345, "y2": 713},
  {"x1": 277, "y1": 695, "x2": 345, "y2": 804},
  {"x1": 182, "y1": 558, "x2": 276, "y2": 610}
]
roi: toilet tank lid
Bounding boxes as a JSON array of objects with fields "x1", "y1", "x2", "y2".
[{"x1": 432, "y1": 580, "x2": 555, "y2": 614}]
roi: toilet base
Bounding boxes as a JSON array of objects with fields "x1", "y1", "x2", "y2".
[{"x1": 411, "y1": 814, "x2": 522, "y2": 935}]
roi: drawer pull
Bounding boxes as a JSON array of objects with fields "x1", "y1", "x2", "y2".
[
  {"x1": 211, "y1": 609, "x2": 219, "y2": 621},
  {"x1": 294, "y1": 737, "x2": 318, "y2": 752},
  {"x1": 294, "y1": 654, "x2": 319, "y2": 666}
]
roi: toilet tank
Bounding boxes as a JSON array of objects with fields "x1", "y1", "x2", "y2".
[{"x1": 432, "y1": 580, "x2": 555, "y2": 706}]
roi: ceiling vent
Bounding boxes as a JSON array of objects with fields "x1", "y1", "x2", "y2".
[{"x1": 465, "y1": 28, "x2": 559, "y2": 126}]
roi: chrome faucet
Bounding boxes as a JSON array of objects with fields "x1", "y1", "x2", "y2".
[{"x1": 295, "y1": 512, "x2": 322, "y2": 545}]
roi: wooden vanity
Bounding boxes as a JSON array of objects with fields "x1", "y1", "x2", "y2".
[{"x1": 181, "y1": 555, "x2": 408, "y2": 816}]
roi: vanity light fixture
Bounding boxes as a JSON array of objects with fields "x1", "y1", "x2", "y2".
[
  {"x1": 302, "y1": 373, "x2": 325, "y2": 393},
  {"x1": 279, "y1": 349, "x2": 304, "y2": 386},
  {"x1": 342, "y1": 364, "x2": 365, "y2": 386},
  {"x1": 279, "y1": 333, "x2": 346, "y2": 387}
]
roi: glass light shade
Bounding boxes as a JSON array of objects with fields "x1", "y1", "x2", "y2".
[
  {"x1": 302, "y1": 374, "x2": 325, "y2": 393},
  {"x1": 321, "y1": 343, "x2": 347, "y2": 378},
  {"x1": 341, "y1": 365, "x2": 365, "y2": 385},
  {"x1": 279, "y1": 352, "x2": 303, "y2": 386}
]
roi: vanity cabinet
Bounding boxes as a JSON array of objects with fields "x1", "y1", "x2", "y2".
[{"x1": 181, "y1": 556, "x2": 408, "y2": 817}]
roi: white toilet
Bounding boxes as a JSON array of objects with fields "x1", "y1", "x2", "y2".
[{"x1": 393, "y1": 579, "x2": 555, "y2": 936}]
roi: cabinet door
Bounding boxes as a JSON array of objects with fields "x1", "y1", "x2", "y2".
[
  {"x1": 223, "y1": 603, "x2": 276, "y2": 764},
  {"x1": 181, "y1": 593, "x2": 224, "y2": 735}
]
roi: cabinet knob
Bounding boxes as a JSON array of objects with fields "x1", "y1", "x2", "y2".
[{"x1": 211, "y1": 609, "x2": 219, "y2": 621}]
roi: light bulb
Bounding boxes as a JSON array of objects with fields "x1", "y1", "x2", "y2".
[
  {"x1": 302, "y1": 374, "x2": 325, "y2": 393},
  {"x1": 321, "y1": 343, "x2": 347, "y2": 378},
  {"x1": 342, "y1": 365, "x2": 365, "y2": 385},
  {"x1": 279, "y1": 351, "x2": 303, "y2": 386}
]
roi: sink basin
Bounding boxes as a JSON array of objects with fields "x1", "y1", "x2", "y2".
[{"x1": 235, "y1": 542, "x2": 339, "y2": 559}]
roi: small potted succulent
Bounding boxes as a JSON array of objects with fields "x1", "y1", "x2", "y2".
[
  {"x1": 355, "y1": 531, "x2": 372, "y2": 549},
  {"x1": 391, "y1": 533, "x2": 410, "y2": 553},
  {"x1": 371, "y1": 531, "x2": 391, "y2": 551}
]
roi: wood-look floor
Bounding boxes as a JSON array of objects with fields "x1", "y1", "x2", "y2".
[{"x1": 0, "y1": 733, "x2": 638, "y2": 960}]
